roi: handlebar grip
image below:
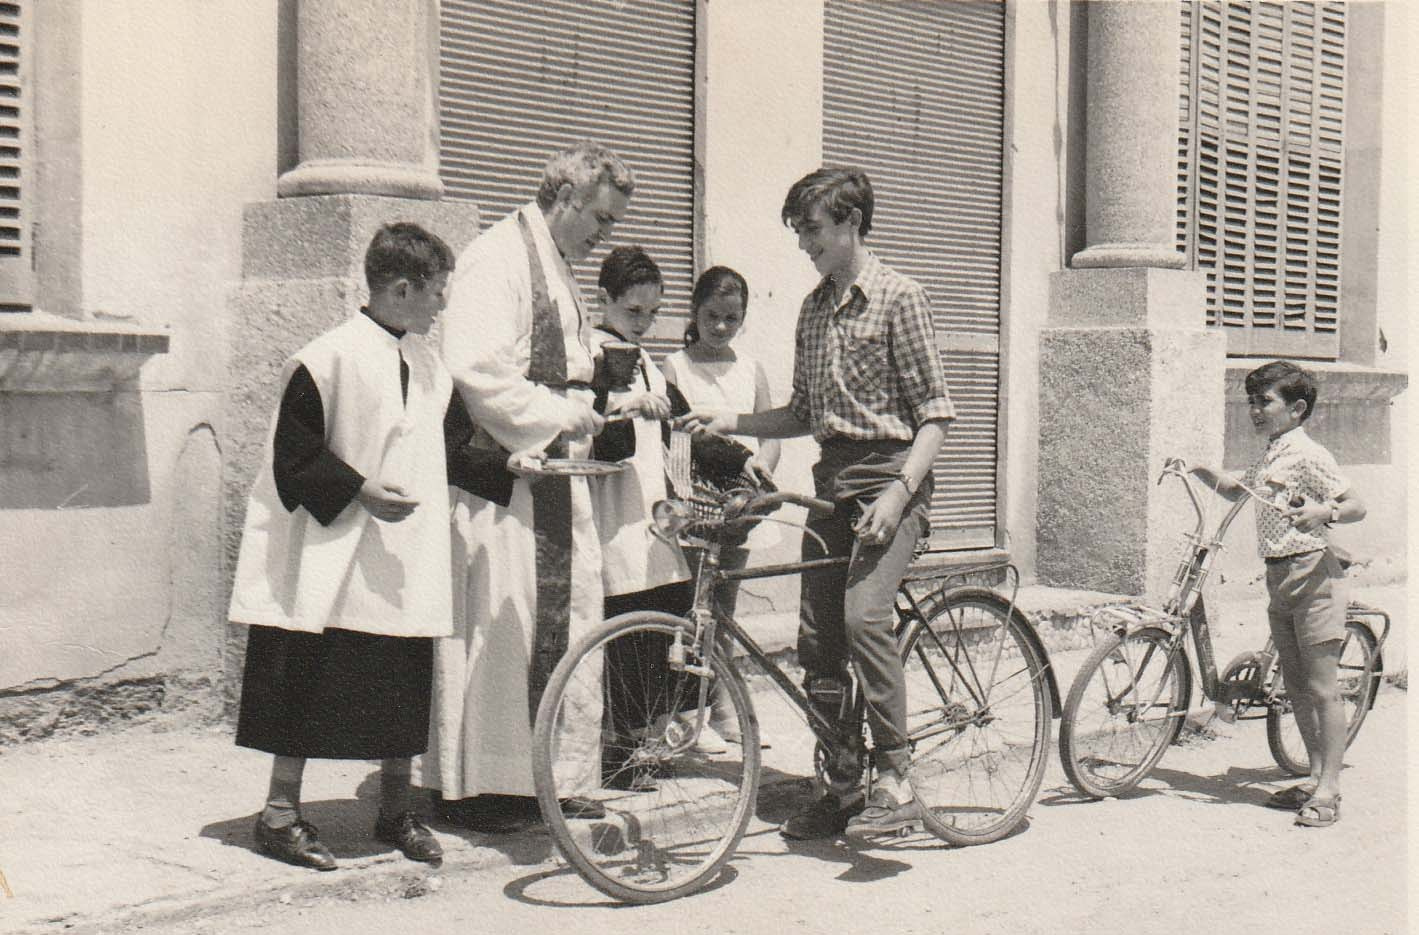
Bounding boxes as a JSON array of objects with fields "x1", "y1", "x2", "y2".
[{"x1": 749, "y1": 490, "x2": 836, "y2": 515}]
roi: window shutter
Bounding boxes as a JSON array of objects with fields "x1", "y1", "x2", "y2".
[
  {"x1": 438, "y1": 0, "x2": 697, "y2": 358},
  {"x1": 1180, "y1": 1, "x2": 1344, "y2": 358},
  {"x1": 823, "y1": 0, "x2": 1005, "y2": 552},
  {"x1": 0, "y1": 0, "x2": 32, "y2": 310}
]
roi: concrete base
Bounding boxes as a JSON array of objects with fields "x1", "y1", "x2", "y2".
[{"x1": 1036, "y1": 267, "x2": 1225, "y2": 602}]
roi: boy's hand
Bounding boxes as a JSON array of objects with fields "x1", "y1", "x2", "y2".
[
  {"x1": 1283, "y1": 496, "x2": 1331, "y2": 534},
  {"x1": 854, "y1": 482, "x2": 910, "y2": 547},
  {"x1": 357, "y1": 480, "x2": 419, "y2": 522},
  {"x1": 607, "y1": 390, "x2": 671, "y2": 422},
  {"x1": 674, "y1": 408, "x2": 736, "y2": 436},
  {"x1": 744, "y1": 455, "x2": 775, "y2": 487}
]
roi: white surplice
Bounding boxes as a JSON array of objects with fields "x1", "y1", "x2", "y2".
[{"x1": 425, "y1": 204, "x2": 604, "y2": 798}]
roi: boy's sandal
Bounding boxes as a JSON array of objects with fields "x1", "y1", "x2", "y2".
[
  {"x1": 1264, "y1": 783, "x2": 1317, "y2": 810},
  {"x1": 1293, "y1": 795, "x2": 1341, "y2": 828}
]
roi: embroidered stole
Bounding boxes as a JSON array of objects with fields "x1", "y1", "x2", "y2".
[{"x1": 516, "y1": 213, "x2": 575, "y2": 723}]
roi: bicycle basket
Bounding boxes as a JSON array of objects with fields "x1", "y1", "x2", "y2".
[{"x1": 665, "y1": 430, "x2": 775, "y2": 545}]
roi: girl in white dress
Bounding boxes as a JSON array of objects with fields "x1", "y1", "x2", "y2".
[{"x1": 663, "y1": 266, "x2": 780, "y2": 748}]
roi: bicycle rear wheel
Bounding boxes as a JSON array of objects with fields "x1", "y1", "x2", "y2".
[
  {"x1": 1266, "y1": 620, "x2": 1380, "y2": 776},
  {"x1": 531, "y1": 611, "x2": 760, "y2": 904},
  {"x1": 1060, "y1": 626, "x2": 1191, "y2": 799},
  {"x1": 901, "y1": 587, "x2": 1052, "y2": 846}
]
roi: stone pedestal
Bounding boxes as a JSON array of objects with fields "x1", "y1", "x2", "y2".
[{"x1": 1037, "y1": 268, "x2": 1224, "y2": 601}]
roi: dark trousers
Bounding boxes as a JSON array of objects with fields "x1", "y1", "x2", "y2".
[
  {"x1": 798, "y1": 440, "x2": 931, "y2": 778},
  {"x1": 603, "y1": 579, "x2": 695, "y2": 742}
]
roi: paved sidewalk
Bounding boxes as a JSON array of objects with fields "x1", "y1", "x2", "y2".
[
  {"x1": 0, "y1": 667, "x2": 831, "y2": 935},
  {"x1": 0, "y1": 582, "x2": 1403, "y2": 934}
]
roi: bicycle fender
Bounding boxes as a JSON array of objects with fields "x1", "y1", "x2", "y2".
[{"x1": 1018, "y1": 614, "x2": 1064, "y2": 718}]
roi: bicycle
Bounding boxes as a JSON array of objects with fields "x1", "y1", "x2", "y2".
[
  {"x1": 531, "y1": 485, "x2": 1060, "y2": 903},
  {"x1": 1058, "y1": 457, "x2": 1388, "y2": 800}
]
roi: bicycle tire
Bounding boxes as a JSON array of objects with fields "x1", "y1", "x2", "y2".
[
  {"x1": 1266, "y1": 620, "x2": 1380, "y2": 777},
  {"x1": 1060, "y1": 626, "x2": 1192, "y2": 799},
  {"x1": 901, "y1": 587, "x2": 1053, "y2": 846},
  {"x1": 531, "y1": 611, "x2": 761, "y2": 904}
]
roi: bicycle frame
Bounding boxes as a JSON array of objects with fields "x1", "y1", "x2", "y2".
[
  {"x1": 1090, "y1": 462, "x2": 1252, "y2": 708},
  {"x1": 672, "y1": 494, "x2": 1029, "y2": 776}
]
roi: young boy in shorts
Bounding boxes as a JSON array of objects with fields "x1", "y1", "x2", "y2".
[
  {"x1": 230, "y1": 222, "x2": 499, "y2": 869},
  {"x1": 1188, "y1": 360, "x2": 1366, "y2": 828}
]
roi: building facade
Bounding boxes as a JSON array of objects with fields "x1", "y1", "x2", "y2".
[{"x1": 0, "y1": 0, "x2": 1407, "y2": 739}]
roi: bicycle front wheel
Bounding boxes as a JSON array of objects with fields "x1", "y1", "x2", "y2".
[
  {"x1": 1059, "y1": 626, "x2": 1191, "y2": 799},
  {"x1": 531, "y1": 611, "x2": 760, "y2": 904},
  {"x1": 901, "y1": 587, "x2": 1053, "y2": 846},
  {"x1": 1266, "y1": 620, "x2": 1380, "y2": 776}
]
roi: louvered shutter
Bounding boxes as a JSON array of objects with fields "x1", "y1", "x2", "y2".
[
  {"x1": 823, "y1": 0, "x2": 1005, "y2": 551},
  {"x1": 1179, "y1": 1, "x2": 1344, "y2": 358},
  {"x1": 438, "y1": 0, "x2": 696, "y2": 358},
  {"x1": 0, "y1": 0, "x2": 32, "y2": 310}
]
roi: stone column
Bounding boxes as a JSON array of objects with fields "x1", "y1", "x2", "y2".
[
  {"x1": 1036, "y1": 1, "x2": 1224, "y2": 601},
  {"x1": 1072, "y1": 0, "x2": 1185, "y2": 271},
  {"x1": 224, "y1": 0, "x2": 480, "y2": 698},
  {"x1": 277, "y1": 0, "x2": 443, "y2": 199}
]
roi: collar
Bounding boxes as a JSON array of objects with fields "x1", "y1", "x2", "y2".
[
  {"x1": 595, "y1": 324, "x2": 632, "y2": 343},
  {"x1": 359, "y1": 306, "x2": 406, "y2": 341},
  {"x1": 1267, "y1": 425, "x2": 1307, "y2": 450},
  {"x1": 817, "y1": 251, "x2": 882, "y2": 310}
]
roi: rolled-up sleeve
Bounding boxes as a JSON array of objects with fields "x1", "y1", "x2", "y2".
[{"x1": 890, "y1": 284, "x2": 955, "y2": 426}]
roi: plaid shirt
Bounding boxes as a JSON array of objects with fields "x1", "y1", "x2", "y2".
[
  {"x1": 789, "y1": 253, "x2": 955, "y2": 442},
  {"x1": 1241, "y1": 426, "x2": 1349, "y2": 558}
]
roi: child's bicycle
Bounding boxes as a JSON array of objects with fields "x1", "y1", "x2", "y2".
[
  {"x1": 531, "y1": 485, "x2": 1060, "y2": 903},
  {"x1": 1058, "y1": 457, "x2": 1389, "y2": 799}
]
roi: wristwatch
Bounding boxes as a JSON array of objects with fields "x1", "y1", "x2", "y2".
[
  {"x1": 893, "y1": 471, "x2": 918, "y2": 496},
  {"x1": 1327, "y1": 500, "x2": 1340, "y2": 525}
]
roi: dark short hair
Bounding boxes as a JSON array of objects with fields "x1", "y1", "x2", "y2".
[
  {"x1": 364, "y1": 223, "x2": 454, "y2": 293},
  {"x1": 598, "y1": 245, "x2": 662, "y2": 301},
  {"x1": 685, "y1": 266, "x2": 749, "y2": 346},
  {"x1": 781, "y1": 166, "x2": 874, "y2": 237},
  {"x1": 537, "y1": 140, "x2": 636, "y2": 210},
  {"x1": 1244, "y1": 360, "x2": 1319, "y2": 422}
]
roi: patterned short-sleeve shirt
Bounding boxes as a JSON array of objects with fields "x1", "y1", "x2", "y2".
[
  {"x1": 1241, "y1": 426, "x2": 1349, "y2": 558},
  {"x1": 787, "y1": 252, "x2": 955, "y2": 442}
]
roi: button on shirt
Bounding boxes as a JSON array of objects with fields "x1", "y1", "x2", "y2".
[
  {"x1": 1241, "y1": 426, "x2": 1349, "y2": 558},
  {"x1": 788, "y1": 253, "x2": 955, "y2": 443}
]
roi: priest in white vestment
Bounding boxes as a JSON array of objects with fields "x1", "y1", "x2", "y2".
[{"x1": 425, "y1": 142, "x2": 635, "y2": 833}]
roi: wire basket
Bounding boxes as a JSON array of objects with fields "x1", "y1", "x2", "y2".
[{"x1": 665, "y1": 429, "x2": 771, "y2": 545}]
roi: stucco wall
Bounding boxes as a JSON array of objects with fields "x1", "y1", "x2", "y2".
[
  {"x1": 699, "y1": 0, "x2": 825, "y2": 613},
  {"x1": 0, "y1": 3, "x2": 277, "y2": 730},
  {"x1": 1001, "y1": 0, "x2": 1079, "y2": 583}
]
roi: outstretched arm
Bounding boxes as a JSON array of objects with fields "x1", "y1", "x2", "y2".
[{"x1": 1188, "y1": 464, "x2": 1246, "y2": 501}]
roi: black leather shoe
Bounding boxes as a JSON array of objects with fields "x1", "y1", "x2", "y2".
[
  {"x1": 375, "y1": 811, "x2": 444, "y2": 862},
  {"x1": 254, "y1": 817, "x2": 337, "y2": 871},
  {"x1": 780, "y1": 790, "x2": 866, "y2": 841}
]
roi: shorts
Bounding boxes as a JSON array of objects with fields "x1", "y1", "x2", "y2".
[{"x1": 1265, "y1": 549, "x2": 1348, "y2": 647}]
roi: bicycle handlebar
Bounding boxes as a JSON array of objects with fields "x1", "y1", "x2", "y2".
[
  {"x1": 739, "y1": 489, "x2": 836, "y2": 518},
  {"x1": 1157, "y1": 458, "x2": 1206, "y2": 536}
]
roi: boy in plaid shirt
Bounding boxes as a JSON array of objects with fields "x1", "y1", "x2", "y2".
[
  {"x1": 1189, "y1": 361, "x2": 1366, "y2": 828},
  {"x1": 679, "y1": 167, "x2": 954, "y2": 840}
]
